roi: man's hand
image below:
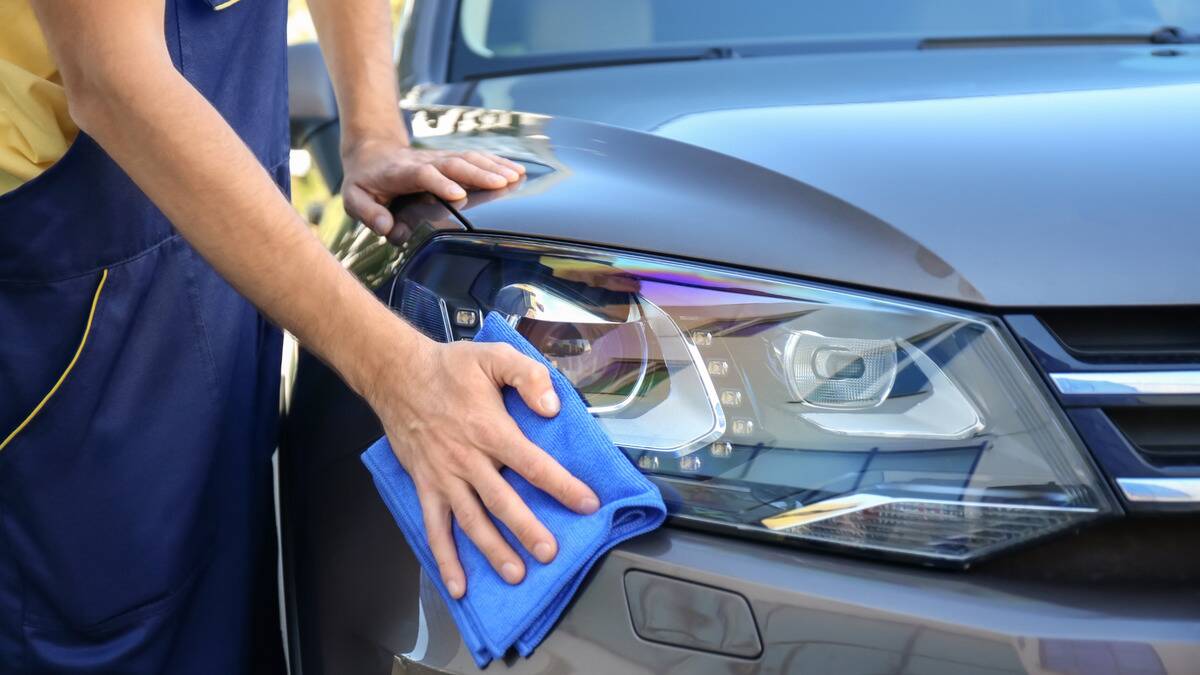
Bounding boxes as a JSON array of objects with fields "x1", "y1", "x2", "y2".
[
  {"x1": 368, "y1": 337, "x2": 600, "y2": 599},
  {"x1": 341, "y1": 137, "x2": 526, "y2": 237}
]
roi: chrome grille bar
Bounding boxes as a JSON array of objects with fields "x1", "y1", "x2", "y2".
[
  {"x1": 1050, "y1": 371, "x2": 1200, "y2": 396},
  {"x1": 1117, "y1": 478, "x2": 1200, "y2": 504}
]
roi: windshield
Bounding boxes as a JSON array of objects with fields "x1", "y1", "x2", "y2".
[{"x1": 454, "y1": 0, "x2": 1200, "y2": 78}]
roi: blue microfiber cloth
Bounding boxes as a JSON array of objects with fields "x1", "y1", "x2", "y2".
[{"x1": 361, "y1": 312, "x2": 666, "y2": 667}]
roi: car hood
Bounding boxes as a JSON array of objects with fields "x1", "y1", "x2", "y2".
[{"x1": 428, "y1": 47, "x2": 1200, "y2": 307}]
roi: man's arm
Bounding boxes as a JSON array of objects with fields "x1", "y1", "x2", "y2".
[
  {"x1": 307, "y1": 0, "x2": 524, "y2": 236},
  {"x1": 31, "y1": 0, "x2": 596, "y2": 599}
]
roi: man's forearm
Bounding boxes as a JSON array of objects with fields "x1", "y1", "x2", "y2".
[
  {"x1": 307, "y1": 0, "x2": 407, "y2": 149},
  {"x1": 35, "y1": 1, "x2": 416, "y2": 401},
  {"x1": 86, "y1": 66, "x2": 414, "y2": 399}
]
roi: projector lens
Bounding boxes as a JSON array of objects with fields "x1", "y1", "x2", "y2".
[{"x1": 782, "y1": 331, "x2": 897, "y2": 409}]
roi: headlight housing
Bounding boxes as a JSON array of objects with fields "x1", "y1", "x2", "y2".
[{"x1": 394, "y1": 235, "x2": 1117, "y2": 566}]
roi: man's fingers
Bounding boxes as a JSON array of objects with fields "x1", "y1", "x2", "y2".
[
  {"x1": 497, "y1": 430, "x2": 600, "y2": 516},
  {"x1": 492, "y1": 155, "x2": 526, "y2": 176},
  {"x1": 470, "y1": 461, "x2": 558, "y2": 564},
  {"x1": 470, "y1": 151, "x2": 526, "y2": 176},
  {"x1": 449, "y1": 485, "x2": 525, "y2": 584},
  {"x1": 412, "y1": 164, "x2": 467, "y2": 201},
  {"x1": 462, "y1": 151, "x2": 519, "y2": 182},
  {"x1": 420, "y1": 490, "x2": 467, "y2": 599},
  {"x1": 343, "y1": 184, "x2": 393, "y2": 235},
  {"x1": 476, "y1": 343, "x2": 603, "y2": 512},
  {"x1": 485, "y1": 343, "x2": 560, "y2": 417},
  {"x1": 437, "y1": 156, "x2": 508, "y2": 190}
]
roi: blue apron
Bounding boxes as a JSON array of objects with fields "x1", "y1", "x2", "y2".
[{"x1": 0, "y1": 0, "x2": 289, "y2": 671}]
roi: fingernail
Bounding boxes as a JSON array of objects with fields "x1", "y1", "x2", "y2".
[
  {"x1": 540, "y1": 391, "x2": 560, "y2": 415},
  {"x1": 579, "y1": 496, "x2": 600, "y2": 514},
  {"x1": 533, "y1": 541, "x2": 554, "y2": 563},
  {"x1": 446, "y1": 578, "x2": 463, "y2": 598},
  {"x1": 503, "y1": 169, "x2": 519, "y2": 180},
  {"x1": 501, "y1": 562, "x2": 522, "y2": 584},
  {"x1": 372, "y1": 215, "x2": 390, "y2": 233}
]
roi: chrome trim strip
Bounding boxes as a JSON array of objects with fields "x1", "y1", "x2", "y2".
[
  {"x1": 1050, "y1": 371, "x2": 1200, "y2": 395},
  {"x1": 436, "y1": 297, "x2": 453, "y2": 343},
  {"x1": 1117, "y1": 478, "x2": 1200, "y2": 503}
]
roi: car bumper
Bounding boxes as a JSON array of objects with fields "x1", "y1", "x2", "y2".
[{"x1": 392, "y1": 528, "x2": 1200, "y2": 674}]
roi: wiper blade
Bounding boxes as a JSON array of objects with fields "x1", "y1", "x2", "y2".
[
  {"x1": 921, "y1": 26, "x2": 1199, "y2": 49},
  {"x1": 460, "y1": 46, "x2": 737, "y2": 81}
]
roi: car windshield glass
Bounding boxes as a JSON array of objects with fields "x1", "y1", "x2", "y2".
[{"x1": 454, "y1": 0, "x2": 1200, "y2": 78}]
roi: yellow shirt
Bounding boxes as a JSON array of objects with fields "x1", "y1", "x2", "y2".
[{"x1": 0, "y1": 1, "x2": 77, "y2": 195}]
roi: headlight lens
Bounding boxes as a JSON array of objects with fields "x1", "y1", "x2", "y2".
[{"x1": 395, "y1": 235, "x2": 1116, "y2": 565}]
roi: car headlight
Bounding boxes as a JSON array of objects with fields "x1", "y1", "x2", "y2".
[{"x1": 393, "y1": 235, "x2": 1117, "y2": 566}]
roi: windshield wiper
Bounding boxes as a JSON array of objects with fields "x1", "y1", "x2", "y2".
[
  {"x1": 921, "y1": 26, "x2": 1199, "y2": 49},
  {"x1": 461, "y1": 46, "x2": 738, "y2": 80}
]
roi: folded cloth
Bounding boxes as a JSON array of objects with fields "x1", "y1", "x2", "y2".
[{"x1": 361, "y1": 312, "x2": 666, "y2": 668}]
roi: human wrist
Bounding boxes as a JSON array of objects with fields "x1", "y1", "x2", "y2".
[
  {"x1": 340, "y1": 113, "x2": 409, "y2": 158},
  {"x1": 349, "y1": 307, "x2": 434, "y2": 416}
]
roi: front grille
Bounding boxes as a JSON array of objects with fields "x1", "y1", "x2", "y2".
[
  {"x1": 1006, "y1": 310, "x2": 1200, "y2": 511},
  {"x1": 1106, "y1": 407, "x2": 1200, "y2": 468},
  {"x1": 1038, "y1": 307, "x2": 1200, "y2": 362}
]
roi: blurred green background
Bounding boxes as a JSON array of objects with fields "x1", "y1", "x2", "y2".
[{"x1": 286, "y1": 0, "x2": 406, "y2": 228}]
